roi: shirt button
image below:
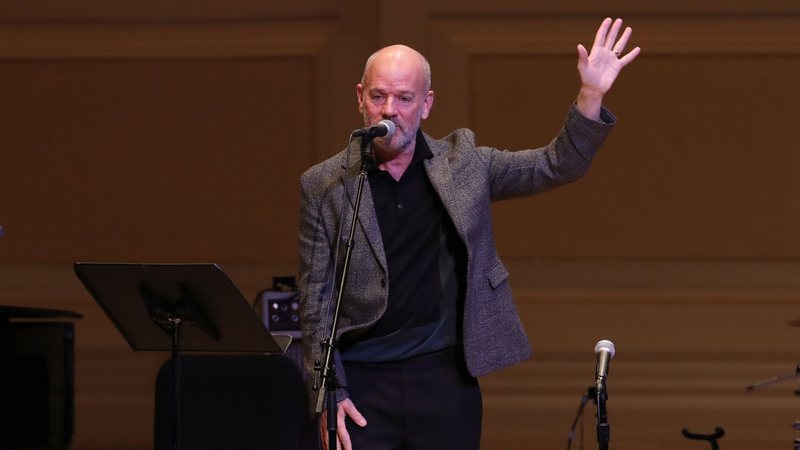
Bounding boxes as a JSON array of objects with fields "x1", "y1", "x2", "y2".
[
  {"x1": 380, "y1": 277, "x2": 386, "y2": 288},
  {"x1": 397, "y1": 203, "x2": 404, "y2": 209}
]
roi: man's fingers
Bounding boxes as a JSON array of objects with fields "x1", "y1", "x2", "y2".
[
  {"x1": 318, "y1": 414, "x2": 331, "y2": 450},
  {"x1": 346, "y1": 410, "x2": 367, "y2": 428},
  {"x1": 341, "y1": 399, "x2": 368, "y2": 427},
  {"x1": 577, "y1": 44, "x2": 589, "y2": 61},
  {"x1": 593, "y1": 17, "x2": 613, "y2": 49},
  {"x1": 612, "y1": 26, "x2": 633, "y2": 53},
  {"x1": 604, "y1": 18, "x2": 624, "y2": 49},
  {"x1": 618, "y1": 46, "x2": 642, "y2": 66},
  {"x1": 337, "y1": 428, "x2": 350, "y2": 450}
]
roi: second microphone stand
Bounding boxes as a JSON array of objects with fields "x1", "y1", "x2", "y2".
[{"x1": 314, "y1": 135, "x2": 376, "y2": 450}]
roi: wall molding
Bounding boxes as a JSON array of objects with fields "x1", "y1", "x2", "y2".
[
  {"x1": 6, "y1": 259, "x2": 800, "y2": 301},
  {"x1": 0, "y1": 20, "x2": 338, "y2": 59},
  {"x1": 8, "y1": 15, "x2": 798, "y2": 60},
  {"x1": 434, "y1": 16, "x2": 800, "y2": 55}
]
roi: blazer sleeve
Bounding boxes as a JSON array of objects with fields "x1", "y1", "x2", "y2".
[{"x1": 481, "y1": 104, "x2": 616, "y2": 201}]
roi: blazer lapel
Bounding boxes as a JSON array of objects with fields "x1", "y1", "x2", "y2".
[
  {"x1": 423, "y1": 140, "x2": 469, "y2": 243},
  {"x1": 341, "y1": 160, "x2": 387, "y2": 272}
]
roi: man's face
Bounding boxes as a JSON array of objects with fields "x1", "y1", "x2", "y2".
[{"x1": 357, "y1": 51, "x2": 433, "y2": 154}]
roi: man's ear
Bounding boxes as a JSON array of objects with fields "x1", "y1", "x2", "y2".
[
  {"x1": 356, "y1": 83, "x2": 365, "y2": 114},
  {"x1": 422, "y1": 90, "x2": 435, "y2": 120}
]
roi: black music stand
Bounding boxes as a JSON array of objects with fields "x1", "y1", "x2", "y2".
[{"x1": 73, "y1": 263, "x2": 291, "y2": 450}]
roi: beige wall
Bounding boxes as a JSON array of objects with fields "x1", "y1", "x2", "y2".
[{"x1": 1, "y1": 1, "x2": 800, "y2": 448}]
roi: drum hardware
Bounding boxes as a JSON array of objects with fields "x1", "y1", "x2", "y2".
[
  {"x1": 681, "y1": 427, "x2": 725, "y2": 450},
  {"x1": 747, "y1": 361, "x2": 800, "y2": 449}
]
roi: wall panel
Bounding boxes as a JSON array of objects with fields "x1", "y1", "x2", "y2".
[
  {"x1": 474, "y1": 53, "x2": 800, "y2": 258},
  {"x1": 0, "y1": 58, "x2": 313, "y2": 264}
]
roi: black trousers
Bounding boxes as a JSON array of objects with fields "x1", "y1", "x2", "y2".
[{"x1": 342, "y1": 348, "x2": 482, "y2": 450}]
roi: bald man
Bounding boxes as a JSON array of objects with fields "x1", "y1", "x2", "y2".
[{"x1": 299, "y1": 18, "x2": 640, "y2": 450}]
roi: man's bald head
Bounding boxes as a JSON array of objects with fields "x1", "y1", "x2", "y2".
[{"x1": 361, "y1": 44, "x2": 431, "y2": 91}]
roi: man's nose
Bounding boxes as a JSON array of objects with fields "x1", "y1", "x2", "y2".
[{"x1": 381, "y1": 96, "x2": 396, "y2": 117}]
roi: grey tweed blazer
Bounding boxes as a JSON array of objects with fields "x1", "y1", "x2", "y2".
[{"x1": 299, "y1": 105, "x2": 615, "y2": 405}]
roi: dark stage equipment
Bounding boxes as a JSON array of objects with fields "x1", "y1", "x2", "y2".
[{"x1": 0, "y1": 306, "x2": 81, "y2": 450}]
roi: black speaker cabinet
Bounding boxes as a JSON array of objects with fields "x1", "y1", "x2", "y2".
[{"x1": 0, "y1": 306, "x2": 80, "y2": 450}]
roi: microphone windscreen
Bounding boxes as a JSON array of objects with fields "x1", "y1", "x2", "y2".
[
  {"x1": 594, "y1": 339, "x2": 616, "y2": 358},
  {"x1": 379, "y1": 119, "x2": 396, "y2": 138}
]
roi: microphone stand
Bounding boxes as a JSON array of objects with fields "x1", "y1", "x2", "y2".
[
  {"x1": 596, "y1": 379, "x2": 610, "y2": 450},
  {"x1": 313, "y1": 135, "x2": 376, "y2": 450}
]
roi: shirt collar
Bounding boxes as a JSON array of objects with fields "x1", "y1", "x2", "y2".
[
  {"x1": 367, "y1": 129, "x2": 433, "y2": 173},
  {"x1": 411, "y1": 129, "x2": 434, "y2": 164}
]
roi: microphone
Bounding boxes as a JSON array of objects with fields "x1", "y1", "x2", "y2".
[
  {"x1": 352, "y1": 119, "x2": 396, "y2": 139},
  {"x1": 595, "y1": 339, "x2": 615, "y2": 383},
  {"x1": 594, "y1": 339, "x2": 614, "y2": 450}
]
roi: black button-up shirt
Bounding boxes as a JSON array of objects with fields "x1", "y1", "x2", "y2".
[{"x1": 339, "y1": 130, "x2": 466, "y2": 362}]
